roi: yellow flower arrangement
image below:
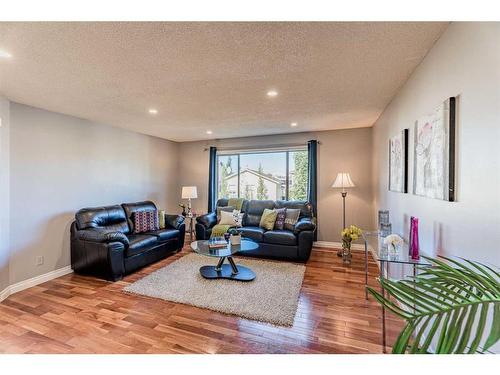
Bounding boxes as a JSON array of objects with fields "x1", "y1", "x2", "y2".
[{"x1": 341, "y1": 225, "x2": 363, "y2": 243}]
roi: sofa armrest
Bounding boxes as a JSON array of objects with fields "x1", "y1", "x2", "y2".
[
  {"x1": 196, "y1": 212, "x2": 217, "y2": 229},
  {"x1": 70, "y1": 222, "x2": 126, "y2": 281},
  {"x1": 165, "y1": 214, "x2": 185, "y2": 230},
  {"x1": 294, "y1": 217, "x2": 316, "y2": 234},
  {"x1": 297, "y1": 230, "x2": 314, "y2": 262},
  {"x1": 74, "y1": 228, "x2": 129, "y2": 247}
]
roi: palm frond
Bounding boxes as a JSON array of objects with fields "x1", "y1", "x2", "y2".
[{"x1": 366, "y1": 256, "x2": 500, "y2": 354}]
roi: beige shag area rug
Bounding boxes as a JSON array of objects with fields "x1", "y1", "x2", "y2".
[{"x1": 123, "y1": 253, "x2": 306, "y2": 326}]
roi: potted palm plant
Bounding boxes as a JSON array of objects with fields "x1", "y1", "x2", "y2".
[{"x1": 367, "y1": 256, "x2": 499, "y2": 353}]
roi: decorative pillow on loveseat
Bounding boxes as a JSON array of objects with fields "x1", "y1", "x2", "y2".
[
  {"x1": 158, "y1": 210, "x2": 166, "y2": 229},
  {"x1": 216, "y1": 206, "x2": 234, "y2": 222},
  {"x1": 274, "y1": 208, "x2": 287, "y2": 230},
  {"x1": 219, "y1": 210, "x2": 238, "y2": 226},
  {"x1": 283, "y1": 208, "x2": 301, "y2": 231},
  {"x1": 133, "y1": 210, "x2": 159, "y2": 234},
  {"x1": 260, "y1": 208, "x2": 278, "y2": 231}
]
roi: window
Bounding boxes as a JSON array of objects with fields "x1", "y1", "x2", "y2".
[{"x1": 216, "y1": 149, "x2": 308, "y2": 201}]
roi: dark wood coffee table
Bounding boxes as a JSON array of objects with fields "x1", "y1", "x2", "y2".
[{"x1": 190, "y1": 239, "x2": 258, "y2": 281}]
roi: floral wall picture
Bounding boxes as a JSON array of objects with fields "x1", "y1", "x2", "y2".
[
  {"x1": 389, "y1": 129, "x2": 409, "y2": 193},
  {"x1": 413, "y1": 97, "x2": 456, "y2": 201}
]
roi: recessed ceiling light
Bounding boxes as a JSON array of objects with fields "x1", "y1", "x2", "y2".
[
  {"x1": 0, "y1": 50, "x2": 12, "y2": 59},
  {"x1": 290, "y1": 122, "x2": 298, "y2": 127},
  {"x1": 206, "y1": 130, "x2": 213, "y2": 135},
  {"x1": 148, "y1": 108, "x2": 158, "y2": 115},
  {"x1": 266, "y1": 90, "x2": 278, "y2": 98}
]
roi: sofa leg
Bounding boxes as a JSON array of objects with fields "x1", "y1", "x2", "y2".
[{"x1": 109, "y1": 274, "x2": 123, "y2": 282}]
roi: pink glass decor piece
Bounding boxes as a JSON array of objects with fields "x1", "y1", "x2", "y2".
[{"x1": 409, "y1": 216, "x2": 420, "y2": 260}]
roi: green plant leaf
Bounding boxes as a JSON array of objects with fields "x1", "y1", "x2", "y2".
[
  {"x1": 369, "y1": 256, "x2": 500, "y2": 354},
  {"x1": 483, "y1": 303, "x2": 500, "y2": 351},
  {"x1": 455, "y1": 304, "x2": 478, "y2": 353}
]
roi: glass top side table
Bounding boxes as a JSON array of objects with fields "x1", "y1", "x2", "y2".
[{"x1": 362, "y1": 230, "x2": 432, "y2": 353}]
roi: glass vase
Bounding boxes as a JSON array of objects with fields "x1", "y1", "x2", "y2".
[
  {"x1": 409, "y1": 217, "x2": 420, "y2": 260},
  {"x1": 342, "y1": 241, "x2": 352, "y2": 265},
  {"x1": 388, "y1": 243, "x2": 399, "y2": 260}
]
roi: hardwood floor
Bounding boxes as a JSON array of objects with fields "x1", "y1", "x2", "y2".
[{"x1": 0, "y1": 244, "x2": 403, "y2": 354}]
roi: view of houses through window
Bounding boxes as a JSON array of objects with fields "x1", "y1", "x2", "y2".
[{"x1": 217, "y1": 149, "x2": 308, "y2": 201}]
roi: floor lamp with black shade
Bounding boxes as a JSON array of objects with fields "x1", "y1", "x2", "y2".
[{"x1": 332, "y1": 172, "x2": 355, "y2": 256}]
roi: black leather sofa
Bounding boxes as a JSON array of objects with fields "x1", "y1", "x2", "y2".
[
  {"x1": 71, "y1": 201, "x2": 185, "y2": 281},
  {"x1": 195, "y1": 199, "x2": 316, "y2": 262}
]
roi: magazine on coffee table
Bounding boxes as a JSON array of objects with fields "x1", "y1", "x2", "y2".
[{"x1": 208, "y1": 237, "x2": 228, "y2": 249}]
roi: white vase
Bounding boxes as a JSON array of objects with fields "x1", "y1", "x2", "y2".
[{"x1": 230, "y1": 234, "x2": 241, "y2": 245}]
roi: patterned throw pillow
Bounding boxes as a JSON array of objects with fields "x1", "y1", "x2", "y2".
[
  {"x1": 259, "y1": 208, "x2": 278, "y2": 231},
  {"x1": 234, "y1": 211, "x2": 244, "y2": 227},
  {"x1": 133, "y1": 210, "x2": 159, "y2": 234},
  {"x1": 283, "y1": 209, "x2": 301, "y2": 231},
  {"x1": 274, "y1": 208, "x2": 287, "y2": 230}
]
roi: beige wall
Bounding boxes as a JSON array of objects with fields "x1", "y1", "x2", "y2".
[
  {"x1": 178, "y1": 128, "x2": 374, "y2": 242},
  {"x1": 372, "y1": 22, "x2": 500, "y2": 265},
  {"x1": 7, "y1": 103, "x2": 180, "y2": 284}
]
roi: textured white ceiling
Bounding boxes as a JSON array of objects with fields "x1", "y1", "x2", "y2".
[{"x1": 0, "y1": 22, "x2": 448, "y2": 142}]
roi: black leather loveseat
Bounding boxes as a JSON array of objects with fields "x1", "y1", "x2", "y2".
[
  {"x1": 71, "y1": 201, "x2": 185, "y2": 281},
  {"x1": 195, "y1": 199, "x2": 316, "y2": 262}
]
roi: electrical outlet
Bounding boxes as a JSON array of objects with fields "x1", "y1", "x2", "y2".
[{"x1": 35, "y1": 256, "x2": 44, "y2": 266}]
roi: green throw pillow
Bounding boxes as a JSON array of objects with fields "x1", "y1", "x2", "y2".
[
  {"x1": 228, "y1": 197, "x2": 244, "y2": 211},
  {"x1": 158, "y1": 210, "x2": 166, "y2": 229},
  {"x1": 259, "y1": 208, "x2": 278, "y2": 231}
]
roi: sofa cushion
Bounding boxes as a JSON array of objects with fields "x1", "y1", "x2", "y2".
[
  {"x1": 125, "y1": 234, "x2": 158, "y2": 257},
  {"x1": 75, "y1": 205, "x2": 129, "y2": 233},
  {"x1": 243, "y1": 200, "x2": 275, "y2": 227},
  {"x1": 238, "y1": 226, "x2": 265, "y2": 243},
  {"x1": 146, "y1": 228, "x2": 180, "y2": 242},
  {"x1": 263, "y1": 230, "x2": 297, "y2": 246}
]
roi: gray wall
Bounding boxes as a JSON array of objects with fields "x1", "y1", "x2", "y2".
[
  {"x1": 7, "y1": 103, "x2": 180, "y2": 284},
  {"x1": 178, "y1": 128, "x2": 374, "y2": 242},
  {"x1": 372, "y1": 22, "x2": 500, "y2": 266},
  {"x1": 0, "y1": 96, "x2": 10, "y2": 292}
]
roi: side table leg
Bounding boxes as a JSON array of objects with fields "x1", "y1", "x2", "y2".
[
  {"x1": 365, "y1": 240, "x2": 368, "y2": 300},
  {"x1": 381, "y1": 261, "x2": 386, "y2": 353},
  {"x1": 190, "y1": 217, "x2": 194, "y2": 242},
  {"x1": 413, "y1": 264, "x2": 417, "y2": 313}
]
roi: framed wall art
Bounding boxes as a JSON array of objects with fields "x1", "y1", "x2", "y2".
[
  {"x1": 413, "y1": 97, "x2": 456, "y2": 201},
  {"x1": 389, "y1": 129, "x2": 409, "y2": 193}
]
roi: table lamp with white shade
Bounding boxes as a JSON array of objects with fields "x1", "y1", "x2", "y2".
[
  {"x1": 181, "y1": 186, "x2": 198, "y2": 217},
  {"x1": 332, "y1": 172, "x2": 356, "y2": 231}
]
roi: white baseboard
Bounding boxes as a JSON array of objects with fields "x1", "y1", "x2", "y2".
[
  {"x1": 313, "y1": 241, "x2": 365, "y2": 251},
  {"x1": 0, "y1": 286, "x2": 10, "y2": 302},
  {"x1": 0, "y1": 266, "x2": 73, "y2": 303}
]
